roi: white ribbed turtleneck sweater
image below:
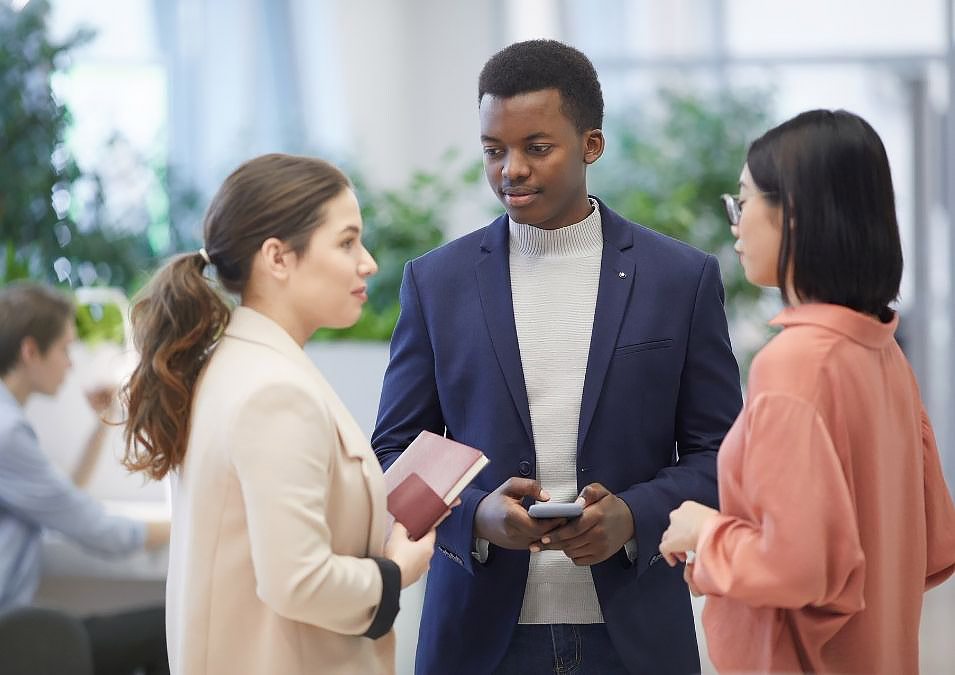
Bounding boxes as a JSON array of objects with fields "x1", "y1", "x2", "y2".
[{"x1": 509, "y1": 200, "x2": 604, "y2": 625}]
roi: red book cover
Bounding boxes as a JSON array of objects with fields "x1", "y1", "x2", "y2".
[{"x1": 384, "y1": 430, "x2": 489, "y2": 539}]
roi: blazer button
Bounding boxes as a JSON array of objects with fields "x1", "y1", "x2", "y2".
[{"x1": 519, "y1": 460, "x2": 531, "y2": 476}]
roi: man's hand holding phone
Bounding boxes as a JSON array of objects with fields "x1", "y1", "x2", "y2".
[
  {"x1": 528, "y1": 502, "x2": 583, "y2": 519},
  {"x1": 473, "y1": 478, "x2": 567, "y2": 550},
  {"x1": 529, "y1": 483, "x2": 635, "y2": 565}
]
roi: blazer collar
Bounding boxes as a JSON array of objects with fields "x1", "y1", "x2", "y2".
[
  {"x1": 475, "y1": 196, "x2": 638, "y2": 455},
  {"x1": 770, "y1": 303, "x2": 899, "y2": 349},
  {"x1": 479, "y1": 195, "x2": 634, "y2": 253},
  {"x1": 223, "y1": 306, "x2": 318, "y2": 375}
]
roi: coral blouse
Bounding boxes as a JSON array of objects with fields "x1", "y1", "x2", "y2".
[{"x1": 693, "y1": 303, "x2": 955, "y2": 673}]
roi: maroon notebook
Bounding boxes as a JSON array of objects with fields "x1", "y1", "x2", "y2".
[{"x1": 384, "y1": 431, "x2": 489, "y2": 540}]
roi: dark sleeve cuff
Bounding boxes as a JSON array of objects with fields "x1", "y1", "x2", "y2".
[{"x1": 364, "y1": 557, "x2": 401, "y2": 639}]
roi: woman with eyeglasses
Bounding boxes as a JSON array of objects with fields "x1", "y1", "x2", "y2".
[{"x1": 658, "y1": 109, "x2": 955, "y2": 673}]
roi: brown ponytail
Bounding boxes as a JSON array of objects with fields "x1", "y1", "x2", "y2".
[
  {"x1": 122, "y1": 153, "x2": 350, "y2": 479},
  {"x1": 121, "y1": 253, "x2": 230, "y2": 479}
]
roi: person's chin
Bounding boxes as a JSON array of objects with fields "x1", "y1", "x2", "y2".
[
  {"x1": 504, "y1": 202, "x2": 547, "y2": 225},
  {"x1": 334, "y1": 309, "x2": 363, "y2": 330}
]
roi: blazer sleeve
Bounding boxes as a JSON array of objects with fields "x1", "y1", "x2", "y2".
[
  {"x1": 617, "y1": 254, "x2": 742, "y2": 575},
  {"x1": 229, "y1": 383, "x2": 393, "y2": 635},
  {"x1": 920, "y1": 406, "x2": 955, "y2": 590},
  {"x1": 372, "y1": 261, "x2": 488, "y2": 575},
  {"x1": 691, "y1": 392, "x2": 866, "y2": 613}
]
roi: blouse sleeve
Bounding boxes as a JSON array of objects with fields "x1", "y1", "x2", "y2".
[
  {"x1": 229, "y1": 383, "x2": 392, "y2": 635},
  {"x1": 691, "y1": 392, "x2": 865, "y2": 612},
  {"x1": 920, "y1": 406, "x2": 955, "y2": 590}
]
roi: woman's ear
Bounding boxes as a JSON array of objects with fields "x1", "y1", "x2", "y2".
[
  {"x1": 258, "y1": 237, "x2": 293, "y2": 281},
  {"x1": 583, "y1": 129, "x2": 605, "y2": 165}
]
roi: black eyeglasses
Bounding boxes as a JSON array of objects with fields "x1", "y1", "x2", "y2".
[{"x1": 720, "y1": 193, "x2": 741, "y2": 227}]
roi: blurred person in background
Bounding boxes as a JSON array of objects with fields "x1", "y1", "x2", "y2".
[
  {"x1": 71, "y1": 384, "x2": 122, "y2": 489},
  {"x1": 0, "y1": 281, "x2": 170, "y2": 675},
  {"x1": 660, "y1": 109, "x2": 955, "y2": 673},
  {"x1": 122, "y1": 153, "x2": 445, "y2": 675}
]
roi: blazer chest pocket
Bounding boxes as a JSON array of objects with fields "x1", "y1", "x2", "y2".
[{"x1": 614, "y1": 338, "x2": 673, "y2": 358}]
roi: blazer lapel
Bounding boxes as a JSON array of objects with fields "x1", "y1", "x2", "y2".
[
  {"x1": 474, "y1": 216, "x2": 534, "y2": 445},
  {"x1": 225, "y1": 307, "x2": 387, "y2": 551},
  {"x1": 577, "y1": 203, "x2": 635, "y2": 456}
]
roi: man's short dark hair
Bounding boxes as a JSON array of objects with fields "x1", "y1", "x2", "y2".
[
  {"x1": 747, "y1": 109, "x2": 903, "y2": 319},
  {"x1": 478, "y1": 39, "x2": 604, "y2": 133},
  {"x1": 0, "y1": 282, "x2": 74, "y2": 376}
]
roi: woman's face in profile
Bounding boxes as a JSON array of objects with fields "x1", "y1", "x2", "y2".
[
  {"x1": 287, "y1": 188, "x2": 378, "y2": 332},
  {"x1": 734, "y1": 163, "x2": 783, "y2": 288}
]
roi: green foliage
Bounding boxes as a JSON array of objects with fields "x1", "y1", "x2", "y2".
[
  {"x1": 2, "y1": 241, "x2": 29, "y2": 282},
  {"x1": 313, "y1": 150, "x2": 483, "y2": 341},
  {"x1": 0, "y1": 0, "x2": 160, "y2": 290},
  {"x1": 590, "y1": 88, "x2": 774, "y2": 317},
  {"x1": 74, "y1": 301, "x2": 124, "y2": 344},
  {"x1": 2, "y1": 3, "x2": 772, "y2": 347}
]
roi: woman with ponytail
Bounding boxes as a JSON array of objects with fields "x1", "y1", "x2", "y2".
[{"x1": 123, "y1": 154, "x2": 441, "y2": 675}]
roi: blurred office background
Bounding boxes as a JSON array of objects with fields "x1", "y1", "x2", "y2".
[{"x1": 2, "y1": 0, "x2": 953, "y2": 672}]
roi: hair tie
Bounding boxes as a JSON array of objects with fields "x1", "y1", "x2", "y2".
[{"x1": 198, "y1": 248, "x2": 212, "y2": 265}]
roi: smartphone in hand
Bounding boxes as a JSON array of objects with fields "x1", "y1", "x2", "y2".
[{"x1": 528, "y1": 502, "x2": 583, "y2": 519}]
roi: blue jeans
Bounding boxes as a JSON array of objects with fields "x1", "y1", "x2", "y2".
[{"x1": 492, "y1": 624, "x2": 628, "y2": 674}]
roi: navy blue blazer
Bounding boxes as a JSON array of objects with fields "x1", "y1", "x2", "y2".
[{"x1": 373, "y1": 199, "x2": 742, "y2": 674}]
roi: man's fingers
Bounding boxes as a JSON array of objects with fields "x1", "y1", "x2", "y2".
[
  {"x1": 506, "y1": 505, "x2": 564, "y2": 539},
  {"x1": 501, "y1": 477, "x2": 549, "y2": 501},
  {"x1": 538, "y1": 523, "x2": 598, "y2": 553},
  {"x1": 540, "y1": 510, "x2": 597, "y2": 545},
  {"x1": 568, "y1": 549, "x2": 600, "y2": 566},
  {"x1": 558, "y1": 535, "x2": 594, "y2": 557},
  {"x1": 576, "y1": 483, "x2": 610, "y2": 507}
]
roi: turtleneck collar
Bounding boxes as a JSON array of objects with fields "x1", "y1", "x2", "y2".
[{"x1": 508, "y1": 198, "x2": 603, "y2": 259}]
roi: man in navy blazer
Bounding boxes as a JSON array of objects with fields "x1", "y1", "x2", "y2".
[{"x1": 373, "y1": 40, "x2": 742, "y2": 674}]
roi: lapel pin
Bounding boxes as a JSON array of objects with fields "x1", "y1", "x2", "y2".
[{"x1": 618, "y1": 271, "x2": 627, "y2": 279}]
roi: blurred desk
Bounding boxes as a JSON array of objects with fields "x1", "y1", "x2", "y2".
[{"x1": 34, "y1": 499, "x2": 169, "y2": 614}]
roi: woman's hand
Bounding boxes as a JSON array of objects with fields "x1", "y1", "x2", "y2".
[
  {"x1": 683, "y1": 561, "x2": 703, "y2": 597},
  {"x1": 385, "y1": 523, "x2": 436, "y2": 589},
  {"x1": 385, "y1": 498, "x2": 460, "y2": 589},
  {"x1": 659, "y1": 500, "x2": 718, "y2": 568}
]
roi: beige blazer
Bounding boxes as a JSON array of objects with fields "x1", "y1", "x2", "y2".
[{"x1": 165, "y1": 306, "x2": 395, "y2": 675}]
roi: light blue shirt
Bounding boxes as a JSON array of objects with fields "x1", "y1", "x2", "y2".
[{"x1": 0, "y1": 380, "x2": 145, "y2": 609}]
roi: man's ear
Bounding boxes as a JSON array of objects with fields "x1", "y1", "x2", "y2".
[
  {"x1": 583, "y1": 129, "x2": 605, "y2": 165},
  {"x1": 18, "y1": 336, "x2": 40, "y2": 367},
  {"x1": 258, "y1": 237, "x2": 294, "y2": 281}
]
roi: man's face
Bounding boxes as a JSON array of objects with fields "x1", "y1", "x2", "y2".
[
  {"x1": 23, "y1": 321, "x2": 74, "y2": 397},
  {"x1": 479, "y1": 88, "x2": 603, "y2": 230}
]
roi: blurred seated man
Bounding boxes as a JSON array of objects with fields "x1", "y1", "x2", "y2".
[{"x1": 0, "y1": 281, "x2": 170, "y2": 675}]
